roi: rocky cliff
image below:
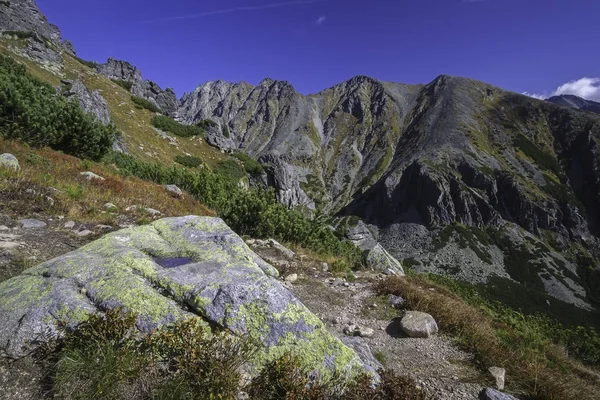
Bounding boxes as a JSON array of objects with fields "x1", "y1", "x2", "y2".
[{"x1": 0, "y1": 0, "x2": 74, "y2": 53}]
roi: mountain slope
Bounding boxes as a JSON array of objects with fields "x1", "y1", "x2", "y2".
[{"x1": 547, "y1": 94, "x2": 600, "y2": 115}]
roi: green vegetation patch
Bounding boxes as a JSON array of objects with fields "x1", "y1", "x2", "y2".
[
  {"x1": 131, "y1": 95, "x2": 161, "y2": 113},
  {"x1": 151, "y1": 115, "x2": 204, "y2": 137},
  {"x1": 72, "y1": 55, "x2": 98, "y2": 69},
  {"x1": 514, "y1": 133, "x2": 563, "y2": 178},
  {"x1": 0, "y1": 54, "x2": 116, "y2": 160},
  {"x1": 175, "y1": 155, "x2": 203, "y2": 168},
  {"x1": 233, "y1": 152, "x2": 264, "y2": 174},
  {"x1": 111, "y1": 79, "x2": 133, "y2": 91},
  {"x1": 214, "y1": 158, "x2": 247, "y2": 182}
]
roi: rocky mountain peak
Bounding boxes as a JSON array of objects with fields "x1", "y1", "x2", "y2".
[
  {"x1": 547, "y1": 94, "x2": 600, "y2": 115},
  {"x1": 96, "y1": 58, "x2": 142, "y2": 83}
]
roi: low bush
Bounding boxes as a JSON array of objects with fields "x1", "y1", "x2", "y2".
[
  {"x1": 105, "y1": 152, "x2": 363, "y2": 267},
  {"x1": 233, "y1": 152, "x2": 264, "y2": 174},
  {"x1": 45, "y1": 309, "x2": 425, "y2": 400},
  {"x1": 0, "y1": 54, "x2": 116, "y2": 160},
  {"x1": 131, "y1": 96, "x2": 161, "y2": 113},
  {"x1": 151, "y1": 115, "x2": 204, "y2": 137},
  {"x1": 72, "y1": 55, "x2": 98, "y2": 69},
  {"x1": 174, "y1": 155, "x2": 203, "y2": 168},
  {"x1": 111, "y1": 79, "x2": 133, "y2": 91},
  {"x1": 215, "y1": 158, "x2": 247, "y2": 181}
]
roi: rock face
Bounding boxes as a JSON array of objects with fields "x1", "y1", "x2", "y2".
[
  {"x1": 63, "y1": 80, "x2": 111, "y2": 125},
  {"x1": 547, "y1": 94, "x2": 600, "y2": 115},
  {"x1": 132, "y1": 80, "x2": 179, "y2": 117},
  {"x1": 261, "y1": 155, "x2": 315, "y2": 209},
  {"x1": 96, "y1": 58, "x2": 178, "y2": 117},
  {"x1": 0, "y1": 154, "x2": 19, "y2": 170},
  {"x1": 0, "y1": 0, "x2": 62, "y2": 43},
  {"x1": 96, "y1": 57, "x2": 142, "y2": 84},
  {"x1": 0, "y1": 216, "x2": 367, "y2": 379}
]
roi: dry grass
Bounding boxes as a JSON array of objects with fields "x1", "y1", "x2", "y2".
[
  {"x1": 0, "y1": 139, "x2": 213, "y2": 223},
  {"x1": 376, "y1": 275, "x2": 600, "y2": 400}
]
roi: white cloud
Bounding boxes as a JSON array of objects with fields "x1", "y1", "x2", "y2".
[
  {"x1": 524, "y1": 77, "x2": 600, "y2": 102},
  {"x1": 522, "y1": 92, "x2": 547, "y2": 100},
  {"x1": 552, "y1": 77, "x2": 600, "y2": 102},
  {"x1": 316, "y1": 15, "x2": 326, "y2": 25}
]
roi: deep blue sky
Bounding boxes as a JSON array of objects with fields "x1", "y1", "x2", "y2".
[{"x1": 39, "y1": 0, "x2": 600, "y2": 99}]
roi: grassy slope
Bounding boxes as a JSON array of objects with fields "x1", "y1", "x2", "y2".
[{"x1": 0, "y1": 37, "x2": 227, "y2": 169}]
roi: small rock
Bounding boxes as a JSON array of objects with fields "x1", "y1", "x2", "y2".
[
  {"x1": 96, "y1": 225, "x2": 113, "y2": 232},
  {"x1": 479, "y1": 388, "x2": 520, "y2": 400},
  {"x1": 80, "y1": 171, "x2": 105, "y2": 181},
  {"x1": 125, "y1": 205, "x2": 138, "y2": 212},
  {"x1": 64, "y1": 221, "x2": 76, "y2": 229},
  {"x1": 321, "y1": 262, "x2": 329, "y2": 272},
  {"x1": 343, "y1": 282, "x2": 350, "y2": 287},
  {"x1": 18, "y1": 219, "x2": 47, "y2": 229},
  {"x1": 144, "y1": 208, "x2": 161, "y2": 216},
  {"x1": 284, "y1": 274, "x2": 298, "y2": 284},
  {"x1": 488, "y1": 366, "x2": 506, "y2": 390},
  {"x1": 103, "y1": 203, "x2": 117, "y2": 211},
  {"x1": 164, "y1": 184, "x2": 183, "y2": 198},
  {"x1": 0, "y1": 153, "x2": 19, "y2": 170},
  {"x1": 45, "y1": 196, "x2": 55, "y2": 206},
  {"x1": 366, "y1": 244, "x2": 404, "y2": 276},
  {"x1": 389, "y1": 294, "x2": 406, "y2": 308},
  {"x1": 267, "y1": 239, "x2": 296, "y2": 259},
  {"x1": 398, "y1": 311, "x2": 438, "y2": 338},
  {"x1": 0, "y1": 226, "x2": 9, "y2": 231},
  {"x1": 343, "y1": 324, "x2": 375, "y2": 338},
  {"x1": 76, "y1": 230, "x2": 94, "y2": 237}
]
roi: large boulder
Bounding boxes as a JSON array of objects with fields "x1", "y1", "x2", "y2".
[
  {"x1": 398, "y1": 311, "x2": 438, "y2": 338},
  {"x1": 0, "y1": 216, "x2": 367, "y2": 379},
  {"x1": 96, "y1": 58, "x2": 142, "y2": 84},
  {"x1": 0, "y1": 153, "x2": 19, "y2": 170},
  {"x1": 64, "y1": 80, "x2": 111, "y2": 125},
  {"x1": 366, "y1": 244, "x2": 404, "y2": 275}
]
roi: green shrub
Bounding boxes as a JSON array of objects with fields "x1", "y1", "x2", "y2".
[
  {"x1": 197, "y1": 119, "x2": 217, "y2": 130},
  {"x1": 2, "y1": 30, "x2": 35, "y2": 40},
  {"x1": 105, "y1": 152, "x2": 363, "y2": 267},
  {"x1": 73, "y1": 55, "x2": 98, "y2": 69},
  {"x1": 151, "y1": 115, "x2": 204, "y2": 137},
  {"x1": 514, "y1": 134, "x2": 563, "y2": 178},
  {"x1": 0, "y1": 54, "x2": 116, "y2": 160},
  {"x1": 111, "y1": 79, "x2": 133, "y2": 91},
  {"x1": 174, "y1": 155, "x2": 203, "y2": 168},
  {"x1": 233, "y1": 152, "x2": 264, "y2": 174},
  {"x1": 131, "y1": 96, "x2": 161, "y2": 113},
  {"x1": 215, "y1": 158, "x2": 247, "y2": 181},
  {"x1": 222, "y1": 125, "x2": 231, "y2": 138}
]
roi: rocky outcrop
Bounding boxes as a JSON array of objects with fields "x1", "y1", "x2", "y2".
[
  {"x1": 0, "y1": 216, "x2": 368, "y2": 379},
  {"x1": 131, "y1": 80, "x2": 178, "y2": 117},
  {"x1": 63, "y1": 80, "x2": 111, "y2": 125},
  {"x1": 96, "y1": 58, "x2": 178, "y2": 116},
  {"x1": 366, "y1": 244, "x2": 404, "y2": 275},
  {"x1": 0, "y1": 0, "x2": 62, "y2": 43},
  {"x1": 261, "y1": 155, "x2": 315, "y2": 209},
  {"x1": 96, "y1": 57, "x2": 142, "y2": 84}
]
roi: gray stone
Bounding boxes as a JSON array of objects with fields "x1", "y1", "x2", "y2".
[
  {"x1": 340, "y1": 336, "x2": 382, "y2": 377},
  {"x1": 398, "y1": 311, "x2": 438, "y2": 338},
  {"x1": 80, "y1": 171, "x2": 105, "y2": 181},
  {"x1": 389, "y1": 294, "x2": 406, "y2": 309},
  {"x1": 103, "y1": 203, "x2": 117, "y2": 211},
  {"x1": 131, "y1": 80, "x2": 179, "y2": 117},
  {"x1": 76, "y1": 230, "x2": 94, "y2": 237},
  {"x1": 96, "y1": 225, "x2": 113, "y2": 232},
  {"x1": 144, "y1": 208, "x2": 161, "y2": 216},
  {"x1": 0, "y1": 154, "x2": 19, "y2": 170},
  {"x1": 164, "y1": 184, "x2": 183, "y2": 198},
  {"x1": 96, "y1": 58, "x2": 142, "y2": 84},
  {"x1": 488, "y1": 366, "x2": 506, "y2": 390},
  {"x1": 63, "y1": 221, "x2": 75, "y2": 229},
  {"x1": 479, "y1": 388, "x2": 520, "y2": 400},
  {"x1": 268, "y1": 239, "x2": 296, "y2": 260},
  {"x1": 61, "y1": 39, "x2": 76, "y2": 55},
  {"x1": 63, "y1": 80, "x2": 111, "y2": 125},
  {"x1": 284, "y1": 274, "x2": 298, "y2": 284},
  {"x1": 366, "y1": 244, "x2": 404, "y2": 276},
  {"x1": 0, "y1": 216, "x2": 368, "y2": 380},
  {"x1": 346, "y1": 220, "x2": 377, "y2": 251},
  {"x1": 343, "y1": 324, "x2": 375, "y2": 338},
  {"x1": 18, "y1": 219, "x2": 47, "y2": 229}
]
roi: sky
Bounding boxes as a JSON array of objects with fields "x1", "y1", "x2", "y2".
[{"x1": 38, "y1": 0, "x2": 600, "y2": 100}]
